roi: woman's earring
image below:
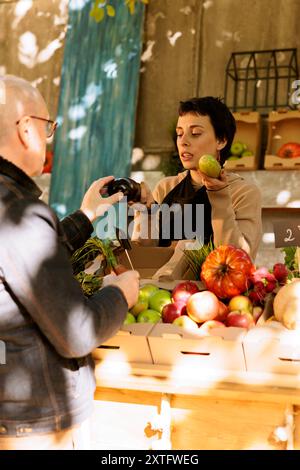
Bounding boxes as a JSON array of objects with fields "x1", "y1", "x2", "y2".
[{"x1": 216, "y1": 150, "x2": 221, "y2": 162}]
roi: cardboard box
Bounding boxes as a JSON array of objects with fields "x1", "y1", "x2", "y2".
[
  {"x1": 148, "y1": 323, "x2": 247, "y2": 371},
  {"x1": 92, "y1": 323, "x2": 155, "y2": 364},
  {"x1": 243, "y1": 322, "x2": 300, "y2": 375},
  {"x1": 224, "y1": 111, "x2": 262, "y2": 171},
  {"x1": 243, "y1": 293, "x2": 300, "y2": 375},
  {"x1": 117, "y1": 242, "x2": 174, "y2": 278},
  {"x1": 264, "y1": 109, "x2": 300, "y2": 169}
]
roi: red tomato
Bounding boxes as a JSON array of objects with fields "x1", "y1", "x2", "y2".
[
  {"x1": 277, "y1": 142, "x2": 300, "y2": 159},
  {"x1": 200, "y1": 245, "x2": 255, "y2": 299}
]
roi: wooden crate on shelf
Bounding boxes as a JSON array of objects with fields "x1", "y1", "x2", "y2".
[
  {"x1": 224, "y1": 111, "x2": 262, "y2": 171},
  {"x1": 264, "y1": 110, "x2": 300, "y2": 169}
]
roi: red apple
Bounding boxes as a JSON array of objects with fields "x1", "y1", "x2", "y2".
[
  {"x1": 172, "y1": 315, "x2": 198, "y2": 330},
  {"x1": 228, "y1": 295, "x2": 253, "y2": 313},
  {"x1": 198, "y1": 320, "x2": 226, "y2": 336},
  {"x1": 171, "y1": 281, "x2": 199, "y2": 305},
  {"x1": 215, "y1": 300, "x2": 229, "y2": 322},
  {"x1": 186, "y1": 291, "x2": 219, "y2": 323},
  {"x1": 225, "y1": 310, "x2": 254, "y2": 329},
  {"x1": 162, "y1": 303, "x2": 182, "y2": 323},
  {"x1": 172, "y1": 299, "x2": 187, "y2": 316}
]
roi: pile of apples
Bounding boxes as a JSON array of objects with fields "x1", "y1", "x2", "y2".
[
  {"x1": 124, "y1": 262, "x2": 290, "y2": 335},
  {"x1": 228, "y1": 141, "x2": 253, "y2": 160}
]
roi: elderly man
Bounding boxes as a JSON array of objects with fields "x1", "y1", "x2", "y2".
[{"x1": 0, "y1": 75, "x2": 139, "y2": 450}]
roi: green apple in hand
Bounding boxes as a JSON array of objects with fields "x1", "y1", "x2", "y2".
[
  {"x1": 198, "y1": 154, "x2": 221, "y2": 178},
  {"x1": 137, "y1": 309, "x2": 161, "y2": 324},
  {"x1": 149, "y1": 289, "x2": 172, "y2": 313}
]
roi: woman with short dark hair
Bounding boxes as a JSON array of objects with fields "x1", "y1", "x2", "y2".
[{"x1": 133, "y1": 96, "x2": 262, "y2": 261}]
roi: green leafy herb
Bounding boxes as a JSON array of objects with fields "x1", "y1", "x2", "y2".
[
  {"x1": 75, "y1": 271, "x2": 103, "y2": 297},
  {"x1": 183, "y1": 240, "x2": 215, "y2": 280},
  {"x1": 71, "y1": 237, "x2": 117, "y2": 275},
  {"x1": 281, "y1": 246, "x2": 300, "y2": 278}
]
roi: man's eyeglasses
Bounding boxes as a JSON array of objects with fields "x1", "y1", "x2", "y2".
[{"x1": 16, "y1": 116, "x2": 58, "y2": 139}]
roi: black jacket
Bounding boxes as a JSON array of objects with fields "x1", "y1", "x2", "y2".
[{"x1": 0, "y1": 157, "x2": 128, "y2": 436}]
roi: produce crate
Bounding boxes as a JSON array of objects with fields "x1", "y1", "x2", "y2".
[
  {"x1": 148, "y1": 323, "x2": 247, "y2": 371},
  {"x1": 117, "y1": 242, "x2": 174, "y2": 278},
  {"x1": 92, "y1": 323, "x2": 155, "y2": 364},
  {"x1": 243, "y1": 294, "x2": 300, "y2": 375},
  {"x1": 243, "y1": 322, "x2": 300, "y2": 375},
  {"x1": 224, "y1": 111, "x2": 262, "y2": 171},
  {"x1": 264, "y1": 110, "x2": 300, "y2": 169}
]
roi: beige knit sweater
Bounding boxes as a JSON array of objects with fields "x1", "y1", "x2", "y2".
[{"x1": 132, "y1": 170, "x2": 262, "y2": 261}]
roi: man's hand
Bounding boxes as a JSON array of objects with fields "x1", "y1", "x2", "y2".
[
  {"x1": 80, "y1": 176, "x2": 123, "y2": 223},
  {"x1": 198, "y1": 168, "x2": 228, "y2": 191},
  {"x1": 102, "y1": 270, "x2": 140, "y2": 309}
]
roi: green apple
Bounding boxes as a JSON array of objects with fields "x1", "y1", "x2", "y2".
[
  {"x1": 130, "y1": 296, "x2": 149, "y2": 317},
  {"x1": 138, "y1": 284, "x2": 159, "y2": 302},
  {"x1": 241, "y1": 150, "x2": 254, "y2": 157},
  {"x1": 198, "y1": 154, "x2": 221, "y2": 178},
  {"x1": 137, "y1": 309, "x2": 161, "y2": 324},
  {"x1": 227, "y1": 156, "x2": 240, "y2": 160},
  {"x1": 123, "y1": 312, "x2": 136, "y2": 325},
  {"x1": 172, "y1": 315, "x2": 198, "y2": 330},
  {"x1": 149, "y1": 289, "x2": 172, "y2": 313},
  {"x1": 230, "y1": 141, "x2": 246, "y2": 156}
]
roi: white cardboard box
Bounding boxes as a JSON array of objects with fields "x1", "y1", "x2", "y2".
[
  {"x1": 148, "y1": 323, "x2": 247, "y2": 371},
  {"x1": 243, "y1": 321, "x2": 300, "y2": 375},
  {"x1": 92, "y1": 323, "x2": 155, "y2": 364}
]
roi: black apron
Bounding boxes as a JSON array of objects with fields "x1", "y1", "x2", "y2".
[{"x1": 158, "y1": 171, "x2": 213, "y2": 247}]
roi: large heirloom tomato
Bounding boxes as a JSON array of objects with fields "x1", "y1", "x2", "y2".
[
  {"x1": 277, "y1": 142, "x2": 300, "y2": 159},
  {"x1": 200, "y1": 245, "x2": 255, "y2": 299}
]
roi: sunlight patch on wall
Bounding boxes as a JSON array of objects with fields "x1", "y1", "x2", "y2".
[
  {"x1": 18, "y1": 32, "x2": 38, "y2": 68},
  {"x1": 18, "y1": 31, "x2": 64, "y2": 68},
  {"x1": 180, "y1": 6, "x2": 192, "y2": 15},
  {"x1": 276, "y1": 190, "x2": 291, "y2": 205},
  {"x1": 167, "y1": 31, "x2": 182, "y2": 47},
  {"x1": 53, "y1": 76, "x2": 61, "y2": 86},
  {"x1": 141, "y1": 40, "x2": 155, "y2": 63},
  {"x1": 203, "y1": 0, "x2": 213, "y2": 9},
  {"x1": 38, "y1": 34, "x2": 65, "y2": 64},
  {"x1": 12, "y1": 0, "x2": 33, "y2": 29}
]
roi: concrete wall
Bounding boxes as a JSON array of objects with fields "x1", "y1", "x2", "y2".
[
  {"x1": 0, "y1": 0, "x2": 68, "y2": 120},
  {"x1": 135, "y1": 0, "x2": 300, "y2": 156}
]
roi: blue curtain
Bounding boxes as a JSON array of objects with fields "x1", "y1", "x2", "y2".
[{"x1": 49, "y1": 0, "x2": 145, "y2": 218}]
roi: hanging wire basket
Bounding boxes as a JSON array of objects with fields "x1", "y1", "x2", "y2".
[{"x1": 224, "y1": 48, "x2": 299, "y2": 113}]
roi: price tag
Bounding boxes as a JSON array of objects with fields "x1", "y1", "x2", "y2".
[{"x1": 273, "y1": 220, "x2": 300, "y2": 248}]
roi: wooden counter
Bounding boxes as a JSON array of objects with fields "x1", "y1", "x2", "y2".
[{"x1": 92, "y1": 361, "x2": 300, "y2": 450}]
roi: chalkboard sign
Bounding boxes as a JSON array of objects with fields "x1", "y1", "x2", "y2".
[{"x1": 273, "y1": 220, "x2": 300, "y2": 248}]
